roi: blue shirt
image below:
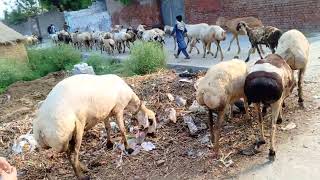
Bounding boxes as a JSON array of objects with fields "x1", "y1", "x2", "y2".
[{"x1": 172, "y1": 24, "x2": 187, "y2": 50}]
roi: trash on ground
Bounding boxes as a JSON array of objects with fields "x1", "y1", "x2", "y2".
[
  {"x1": 135, "y1": 131, "x2": 146, "y2": 145},
  {"x1": 166, "y1": 93, "x2": 175, "y2": 101},
  {"x1": 199, "y1": 134, "x2": 211, "y2": 145},
  {"x1": 281, "y1": 122, "x2": 297, "y2": 131},
  {"x1": 178, "y1": 70, "x2": 196, "y2": 78},
  {"x1": 189, "y1": 100, "x2": 206, "y2": 113},
  {"x1": 179, "y1": 78, "x2": 193, "y2": 83},
  {"x1": 217, "y1": 151, "x2": 234, "y2": 167},
  {"x1": 167, "y1": 108, "x2": 177, "y2": 123},
  {"x1": 12, "y1": 130, "x2": 37, "y2": 154},
  {"x1": 110, "y1": 122, "x2": 119, "y2": 133},
  {"x1": 175, "y1": 96, "x2": 187, "y2": 107},
  {"x1": 183, "y1": 115, "x2": 198, "y2": 135},
  {"x1": 156, "y1": 159, "x2": 165, "y2": 167},
  {"x1": 72, "y1": 63, "x2": 95, "y2": 75},
  {"x1": 141, "y1": 141, "x2": 156, "y2": 151}
]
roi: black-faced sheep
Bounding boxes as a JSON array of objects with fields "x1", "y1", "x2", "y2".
[
  {"x1": 216, "y1": 16, "x2": 263, "y2": 54},
  {"x1": 276, "y1": 29, "x2": 310, "y2": 106},
  {"x1": 196, "y1": 59, "x2": 249, "y2": 154},
  {"x1": 244, "y1": 54, "x2": 295, "y2": 160},
  {"x1": 236, "y1": 21, "x2": 282, "y2": 62},
  {"x1": 33, "y1": 74, "x2": 157, "y2": 180}
]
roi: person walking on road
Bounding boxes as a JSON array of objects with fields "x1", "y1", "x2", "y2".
[{"x1": 171, "y1": 15, "x2": 190, "y2": 59}]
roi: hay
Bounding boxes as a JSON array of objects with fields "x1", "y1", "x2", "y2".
[{"x1": 0, "y1": 22, "x2": 25, "y2": 45}]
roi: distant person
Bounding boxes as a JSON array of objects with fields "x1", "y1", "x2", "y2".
[
  {"x1": 171, "y1": 15, "x2": 190, "y2": 59},
  {"x1": 0, "y1": 157, "x2": 17, "y2": 180},
  {"x1": 63, "y1": 22, "x2": 70, "y2": 32},
  {"x1": 47, "y1": 24, "x2": 57, "y2": 35}
]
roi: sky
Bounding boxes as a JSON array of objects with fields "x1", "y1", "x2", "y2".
[{"x1": 0, "y1": 0, "x2": 16, "y2": 19}]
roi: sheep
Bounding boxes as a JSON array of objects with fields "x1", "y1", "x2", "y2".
[
  {"x1": 216, "y1": 16, "x2": 263, "y2": 54},
  {"x1": 276, "y1": 29, "x2": 310, "y2": 106},
  {"x1": 57, "y1": 30, "x2": 72, "y2": 44},
  {"x1": 33, "y1": 74, "x2": 157, "y2": 180},
  {"x1": 164, "y1": 25, "x2": 177, "y2": 50},
  {"x1": 196, "y1": 59, "x2": 249, "y2": 154},
  {"x1": 244, "y1": 54, "x2": 295, "y2": 160},
  {"x1": 101, "y1": 38, "x2": 115, "y2": 55},
  {"x1": 76, "y1": 32, "x2": 93, "y2": 51},
  {"x1": 25, "y1": 34, "x2": 39, "y2": 45},
  {"x1": 113, "y1": 31, "x2": 131, "y2": 53},
  {"x1": 236, "y1": 21, "x2": 282, "y2": 62},
  {"x1": 185, "y1": 23, "x2": 209, "y2": 54},
  {"x1": 50, "y1": 34, "x2": 59, "y2": 45}
]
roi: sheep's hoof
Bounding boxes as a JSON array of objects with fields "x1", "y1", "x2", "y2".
[
  {"x1": 298, "y1": 98, "x2": 304, "y2": 107},
  {"x1": 276, "y1": 117, "x2": 282, "y2": 124},
  {"x1": 126, "y1": 148, "x2": 134, "y2": 154},
  {"x1": 106, "y1": 141, "x2": 114, "y2": 149},
  {"x1": 282, "y1": 102, "x2": 286, "y2": 108},
  {"x1": 268, "y1": 149, "x2": 276, "y2": 161},
  {"x1": 79, "y1": 175, "x2": 90, "y2": 180},
  {"x1": 245, "y1": 58, "x2": 250, "y2": 62},
  {"x1": 254, "y1": 139, "x2": 266, "y2": 148},
  {"x1": 147, "y1": 132, "x2": 156, "y2": 138}
]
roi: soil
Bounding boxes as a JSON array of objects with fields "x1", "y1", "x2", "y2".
[{"x1": 0, "y1": 67, "x2": 318, "y2": 180}]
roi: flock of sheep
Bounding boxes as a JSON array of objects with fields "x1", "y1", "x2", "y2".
[{"x1": 29, "y1": 16, "x2": 310, "y2": 180}]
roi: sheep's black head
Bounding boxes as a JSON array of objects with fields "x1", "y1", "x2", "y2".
[{"x1": 236, "y1": 21, "x2": 247, "y2": 31}]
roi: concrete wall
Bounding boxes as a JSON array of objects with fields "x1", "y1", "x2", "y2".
[
  {"x1": 185, "y1": 0, "x2": 320, "y2": 31},
  {"x1": 8, "y1": 10, "x2": 65, "y2": 37},
  {"x1": 105, "y1": 0, "x2": 162, "y2": 27}
]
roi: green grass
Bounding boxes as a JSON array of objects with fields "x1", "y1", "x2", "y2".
[
  {"x1": 86, "y1": 54, "x2": 124, "y2": 75},
  {"x1": 124, "y1": 41, "x2": 167, "y2": 75},
  {"x1": 0, "y1": 45, "x2": 81, "y2": 94}
]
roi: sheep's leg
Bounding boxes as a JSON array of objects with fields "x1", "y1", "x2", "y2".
[
  {"x1": 298, "y1": 68, "x2": 305, "y2": 107},
  {"x1": 116, "y1": 111, "x2": 134, "y2": 154},
  {"x1": 67, "y1": 121, "x2": 89, "y2": 180},
  {"x1": 174, "y1": 37, "x2": 177, "y2": 50},
  {"x1": 104, "y1": 119, "x2": 114, "y2": 149},
  {"x1": 214, "y1": 42, "x2": 219, "y2": 58},
  {"x1": 202, "y1": 42, "x2": 207, "y2": 58},
  {"x1": 188, "y1": 38, "x2": 195, "y2": 54},
  {"x1": 227, "y1": 34, "x2": 236, "y2": 51},
  {"x1": 254, "y1": 103, "x2": 266, "y2": 147},
  {"x1": 213, "y1": 108, "x2": 225, "y2": 154},
  {"x1": 236, "y1": 35, "x2": 241, "y2": 54},
  {"x1": 245, "y1": 47, "x2": 255, "y2": 62},
  {"x1": 195, "y1": 44, "x2": 200, "y2": 54},
  {"x1": 218, "y1": 41, "x2": 224, "y2": 61},
  {"x1": 208, "y1": 109, "x2": 214, "y2": 146},
  {"x1": 208, "y1": 42, "x2": 214, "y2": 56},
  {"x1": 269, "y1": 100, "x2": 281, "y2": 161},
  {"x1": 256, "y1": 45, "x2": 264, "y2": 59},
  {"x1": 243, "y1": 98, "x2": 250, "y2": 120},
  {"x1": 259, "y1": 44, "x2": 265, "y2": 54}
]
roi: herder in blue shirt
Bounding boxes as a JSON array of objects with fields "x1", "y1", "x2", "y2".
[{"x1": 171, "y1": 15, "x2": 190, "y2": 59}]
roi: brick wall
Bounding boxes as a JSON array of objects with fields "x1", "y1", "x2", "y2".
[
  {"x1": 185, "y1": 0, "x2": 320, "y2": 31},
  {"x1": 105, "y1": 0, "x2": 162, "y2": 27}
]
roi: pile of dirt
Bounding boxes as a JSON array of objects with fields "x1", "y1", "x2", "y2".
[{"x1": 0, "y1": 70, "x2": 315, "y2": 180}]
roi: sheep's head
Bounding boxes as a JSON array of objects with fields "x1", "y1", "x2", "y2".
[
  {"x1": 136, "y1": 101, "x2": 157, "y2": 136},
  {"x1": 236, "y1": 21, "x2": 247, "y2": 33}
]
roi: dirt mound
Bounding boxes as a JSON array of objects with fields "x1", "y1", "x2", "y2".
[{"x1": 0, "y1": 70, "x2": 315, "y2": 180}]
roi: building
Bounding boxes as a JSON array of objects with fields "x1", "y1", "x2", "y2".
[{"x1": 0, "y1": 22, "x2": 28, "y2": 62}]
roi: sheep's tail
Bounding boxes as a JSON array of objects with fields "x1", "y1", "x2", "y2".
[
  {"x1": 196, "y1": 90, "x2": 221, "y2": 109},
  {"x1": 244, "y1": 73, "x2": 283, "y2": 104}
]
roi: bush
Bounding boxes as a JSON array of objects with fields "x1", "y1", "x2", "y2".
[
  {"x1": 28, "y1": 44, "x2": 81, "y2": 77},
  {"x1": 0, "y1": 59, "x2": 37, "y2": 93},
  {"x1": 124, "y1": 41, "x2": 166, "y2": 75},
  {"x1": 87, "y1": 54, "x2": 124, "y2": 75}
]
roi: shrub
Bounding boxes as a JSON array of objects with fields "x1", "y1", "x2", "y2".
[
  {"x1": 0, "y1": 59, "x2": 37, "y2": 93},
  {"x1": 124, "y1": 41, "x2": 166, "y2": 75},
  {"x1": 87, "y1": 54, "x2": 124, "y2": 75},
  {"x1": 28, "y1": 44, "x2": 81, "y2": 77}
]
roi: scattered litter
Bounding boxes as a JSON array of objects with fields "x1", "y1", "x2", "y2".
[
  {"x1": 216, "y1": 151, "x2": 234, "y2": 167},
  {"x1": 183, "y1": 115, "x2": 198, "y2": 135},
  {"x1": 166, "y1": 93, "x2": 175, "y2": 101},
  {"x1": 135, "y1": 131, "x2": 146, "y2": 145},
  {"x1": 72, "y1": 63, "x2": 95, "y2": 75},
  {"x1": 189, "y1": 100, "x2": 206, "y2": 113},
  {"x1": 199, "y1": 134, "x2": 210, "y2": 145},
  {"x1": 156, "y1": 159, "x2": 165, "y2": 167},
  {"x1": 167, "y1": 108, "x2": 177, "y2": 123},
  {"x1": 178, "y1": 70, "x2": 196, "y2": 78},
  {"x1": 12, "y1": 130, "x2": 37, "y2": 154},
  {"x1": 110, "y1": 122, "x2": 119, "y2": 133},
  {"x1": 175, "y1": 96, "x2": 187, "y2": 107},
  {"x1": 281, "y1": 122, "x2": 297, "y2": 131},
  {"x1": 179, "y1": 78, "x2": 193, "y2": 83},
  {"x1": 141, "y1": 142, "x2": 156, "y2": 151}
]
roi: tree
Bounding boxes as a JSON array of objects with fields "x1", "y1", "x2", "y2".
[{"x1": 40, "y1": 0, "x2": 93, "y2": 11}]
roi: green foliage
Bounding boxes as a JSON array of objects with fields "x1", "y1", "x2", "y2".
[
  {"x1": 4, "y1": 0, "x2": 42, "y2": 24},
  {"x1": 87, "y1": 54, "x2": 124, "y2": 75},
  {"x1": 0, "y1": 45, "x2": 81, "y2": 94},
  {"x1": 28, "y1": 45, "x2": 81, "y2": 77},
  {"x1": 124, "y1": 41, "x2": 166, "y2": 75},
  {"x1": 117, "y1": 0, "x2": 132, "y2": 5},
  {"x1": 40, "y1": 0, "x2": 93, "y2": 11}
]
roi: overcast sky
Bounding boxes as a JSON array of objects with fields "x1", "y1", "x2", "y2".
[{"x1": 0, "y1": 0, "x2": 15, "y2": 19}]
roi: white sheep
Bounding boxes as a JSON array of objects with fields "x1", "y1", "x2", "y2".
[
  {"x1": 276, "y1": 29, "x2": 310, "y2": 106},
  {"x1": 244, "y1": 54, "x2": 295, "y2": 160},
  {"x1": 196, "y1": 59, "x2": 249, "y2": 154},
  {"x1": 25, "y1": 34, "x2": 39, "y2": 45},
  {"x1": 76, "y1": 32, "x2": 92, "y2": 51},
  {"x1": 101, "y1": 38, "x2": 115, "y2": 55},
  {"x1": 113, "y1": 31, "x2": 131, "y2": 53},
  {"x1": 33, "y1": 74, "x2": 157, "y2": 179}
]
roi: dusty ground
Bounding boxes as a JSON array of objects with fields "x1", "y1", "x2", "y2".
[{"x1": 1, "y1": 34, "x2": 320, "y2": 180}]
